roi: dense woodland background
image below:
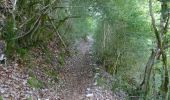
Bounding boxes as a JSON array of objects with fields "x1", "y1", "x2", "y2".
[{"x1": 0, "y1": 0, "x2": 170, "y2": 99}]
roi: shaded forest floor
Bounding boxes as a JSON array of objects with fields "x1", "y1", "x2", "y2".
[{"x1": 0, "y1": 36, "x2": 127, "y2": 100}]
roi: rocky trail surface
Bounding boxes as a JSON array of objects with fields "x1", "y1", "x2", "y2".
[{"x1": 0, "y1": 36, "x2": 126, "y2": 100}]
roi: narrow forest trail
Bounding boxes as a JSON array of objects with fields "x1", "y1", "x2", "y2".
[
  {"x1": 58, "y1": 37, "x2": 95, "y2": 99},
  {"x1": 57, "y1": 36, "x2": 125, "y2": 100},
  {"x1": 0, "y1": 35, "x2": 126, "y2": 100}
]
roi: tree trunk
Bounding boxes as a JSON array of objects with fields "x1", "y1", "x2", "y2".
[
  {"x1": 140, "y1": 48, "x2": 159, "y2": 98},
  {"x1": 159, "y1": 1, "x2": 169, "y2": 99},
  {"x1": 142, "y1": 1, "x2": 170, "y2": 99},
  {"x1": 160, "y1": 47, "x2": 169, "y2": 100}
]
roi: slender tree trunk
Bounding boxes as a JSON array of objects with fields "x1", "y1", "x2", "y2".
[
  {"x1": 141, "y1": 0, "x2": 169, "y2": 99},
  {"x1": 140, "y1": 49, "x2": 159, "y2": 98},
  {"x1": 159, "y1": 1, "x2": 169, "y2": 99},
  {"x1": 160, "y1": 50, "x2": 169, "y2": 100},
  {"x1": 152, "y1": 66, "x2": 156, "y2": 100}
]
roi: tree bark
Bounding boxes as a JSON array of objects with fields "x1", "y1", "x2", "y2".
[
  {"x1": 159, "y1": 1, "x2": 169, "y2": 99},
  {"x1": 140, "y1": 48, "x2": 159, "y2": 98},
  {"x1": 141, "y1": 0, "x2": 169, "y2": 99}
]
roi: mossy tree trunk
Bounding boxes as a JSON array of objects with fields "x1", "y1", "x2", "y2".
[{"x1": 141, "y1": 0, "x2": 169, "y2": 99}]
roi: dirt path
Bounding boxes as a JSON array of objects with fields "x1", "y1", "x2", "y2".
[
  {"x1": 58, "y1": 39, "x2": 94, "y2": 99},
  {"x1": 57, "y1": 37, "x2": 126, "y2": 100},
  {"x1": 0, "y1": 36, "x2": 126, "y2": 100}
]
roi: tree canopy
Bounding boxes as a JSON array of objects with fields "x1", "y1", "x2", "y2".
[{"x1": 1, "y1": 0, "x2": 170, "y2": 99}]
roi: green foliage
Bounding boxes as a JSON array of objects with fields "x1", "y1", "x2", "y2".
[
  {"x1": 28, "y1": 76, "x2": 44, "y2": 89},
  {"x1": 16, "y1": 48, "x2": 29, "y2": 58},
  {"x1": 46, "y1": 70, "x2": 59, "y2": 82},
  {"x1": 58, "y1": 52, "x2": 65, "y2": 66},
  {"x1": 27, "y1": 97, "x2": 32, "y2": 100},
  {"x1": 1, "y1": 0, "x2": 70, "y2": 56},
  {"x1": 67, "y1": 1, "x2": 154, "y2": 97},
  {"x1": 93, "y1": 0, "x2": 152, "y2": 79},
  {"x1": 1, "y1": 0, "x2": 170, "y2": 99},
  {"x1": 0, "y1": 96, "x2": 3, "y2": 100}
]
